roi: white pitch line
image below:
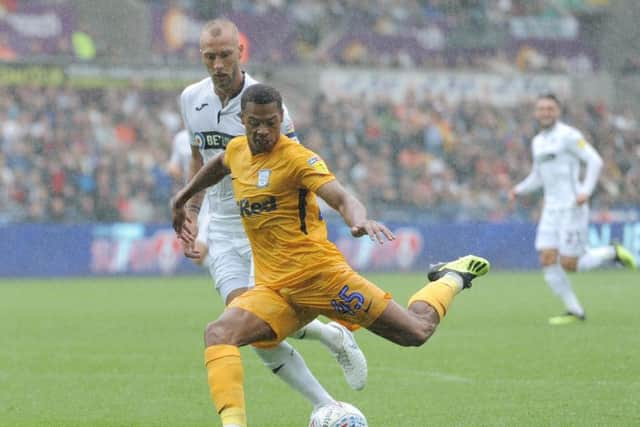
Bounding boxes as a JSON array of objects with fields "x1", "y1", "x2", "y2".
[{"x1": 371, "y1": 365, "x2": 473, "y2": 383}]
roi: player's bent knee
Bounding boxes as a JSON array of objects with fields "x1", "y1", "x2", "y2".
[
  {"x1": 368, "y1": 301, "x2": 437, "y2": 347},
  {"x1": 204, "y1": 320, "x2": 245, "y2": 347},
  {"x1": 559, "y1": 257, "x2": 578, "y2": 272},
  {"x1": 398, "y1": 324, "x2": 436, "y2": 347},
  {"x1": 204, "y1": 321, "x2": 229, "y2": 346},
  {"x1": 539, "y1": 250, "x2": 558, "y2": 266},
  {"x1": 204, "y1": 308, "x2": 278, "y2": 347}
]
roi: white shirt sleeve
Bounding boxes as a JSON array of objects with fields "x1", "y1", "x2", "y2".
[
  {"x1": 514, "y1": 165, "x2": 543, "y2": 195},
  {"x1": 566, "y1": 132, "x2": 603, "y2": 196},
  {"x1": 168, "y1": 133, "x2": 181, "y2": 166},
  {"x1": 514, "y1": 144, "x2": 542, "y2": 195},
  {"x1": 281, "y1": 103, "x2": 298, "y2": 141},
  {"x1": 180, "y1": 91, "x2": 196, "y2": 146}
]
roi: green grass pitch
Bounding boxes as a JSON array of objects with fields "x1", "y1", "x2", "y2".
[{"x1": 1, "y1": 270, "x2": 639, "y2": 426}]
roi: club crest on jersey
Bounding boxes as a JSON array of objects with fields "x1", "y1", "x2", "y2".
[
  {"x1": 307, "y1": 156, "x2": 329, "y2": 174},
  {"x1": 257, "y1": 169, "x2": 271, "y2": 188}
]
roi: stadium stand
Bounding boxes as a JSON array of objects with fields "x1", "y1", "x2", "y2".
[
  {"x1": 0, "y1": 0, "x2": 637, "y2": 225},
  {"x1": 1, "y1": 83, "x2": 638, "y2": 224}
]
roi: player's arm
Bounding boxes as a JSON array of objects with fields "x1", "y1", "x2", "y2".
[
  {"x1": 281, "y1": 104, "x2": 298, "y2": 141},
  {"x1": 171, "y1": 152, "x2": 229, "y2": 237},
  {"x1": 512, "y1": 166, "x2": 542, "y2": 196},
  {"x1": 180, "y1": 90, "x2": 206, "y2": 215},
  {"x1": 187, "y1": 145, "x2": 206, "y2": 214},
  {"x1": 316, "y1": 180, "x2": 395, "y2": 244},
  {"x1": 510, "y1": 145, "x2": 542, "y2": 200},
  {"x1": 568, "y1": 135, "x2": 603, "y2": 204},
  {"x1": 166, "y1": 135, "x2": 182, "y2": 180}
]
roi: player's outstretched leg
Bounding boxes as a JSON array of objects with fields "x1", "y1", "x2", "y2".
[
  {"x1": 614, "y1": 243, "x2": 637, "y2": 270},
  {"x1": 574, "y1": 243, "x2": 637, "y2": 271},
  {"x1": 368, "y1": 255, "x2": 490, "y2": 347},
  {"x1": 543, "y1": 262, "x2": 585, "y2": 325},
  {"x1": 412, "y1": 254, "x2": 491, "y2": 319},
  {"x1": 253, "y1": 341, "x2": 334, "y2": 409},
  {"x1": 327, "y1": 321, "x2": 367, "y2": 390},
  {"x1": 290, "y1": 319, "x2": 367, "y2": 390},
  {"x1": 427, "y1": 255, "x2": 491, "y2": 289}
]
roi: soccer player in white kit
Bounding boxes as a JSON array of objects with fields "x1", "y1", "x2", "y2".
[
  {"x1": 510, "y1": 94, "x2": 637, "y2": 325},
  {"x1": 167, "y1": 128, "x2": 210, "y2": 266},
  {"x1": 177, "y1": 18, "x2": 367, "y2": 412}
]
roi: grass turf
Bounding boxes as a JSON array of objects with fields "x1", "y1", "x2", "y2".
[{"x1": 1, "y1": 270, "x2": 639, "y2": 426}]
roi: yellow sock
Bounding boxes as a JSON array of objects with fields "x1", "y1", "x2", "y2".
[
  {"x1": 408, "y1": 275, "x2": 461, "y2": 320},
  {"x1": 220, "y1": 408, "x2": 246, "y2": 427},
  {"x1": 204, "y1": 345, "x2": 246, "y2": 427}
]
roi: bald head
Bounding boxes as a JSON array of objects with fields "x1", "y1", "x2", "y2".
[
  {"x1": 200, "y1": 18, "x2": 239, "y2": 45},
  {"x1": 199, "y1": 18, "x2": 244, "y2": 98}
]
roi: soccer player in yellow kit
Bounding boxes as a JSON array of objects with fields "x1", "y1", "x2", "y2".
[{"x1": 171, "y1": 84, "x2": 491, "y2": 427}]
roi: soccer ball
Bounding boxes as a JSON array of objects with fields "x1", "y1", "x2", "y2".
[{"x1": 308, "y1": 401, "x2": 367, "y2": 427}]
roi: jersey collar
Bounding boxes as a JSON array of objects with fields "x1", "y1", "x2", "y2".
[{"x1": 213, "y1": 71, "x2": 246, "y2": 108}]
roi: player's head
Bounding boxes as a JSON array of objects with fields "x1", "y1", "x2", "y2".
[
  {"x1": 240, "y1": 84, "x2": 284, "y2": 154},
  {"x1": 200, "y1": 18, "x2": 244, "y2": 95},
  {"x1": 534, "y1": 93, "x2": 561, "y2": 129}
]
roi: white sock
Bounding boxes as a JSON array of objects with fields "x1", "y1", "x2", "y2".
[
  {"x1": 577, "y1": 246, "x2": 616, "y2": 271},
  {"x1": 443, "y1": 272, "x2": 464, "y2": 293},
  {"x1": 289, "y1": 319, "x2": 342, "y2": 353},
  {"x1": 543, "y1": 264, "x2": 585, "y2": 316},
  {"x1": 253, "y1": 341, "x2": 334, "y2": 407}
]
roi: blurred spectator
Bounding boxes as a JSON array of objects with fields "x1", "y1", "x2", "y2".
[
  {"x1": 0, "y1": 32, "x2": 17, "y2": 61},
  {"x1": 621, "y1": 54, "x2": 640, "y2": 75},
  {"x1": 71, "y1": 29, "x2": 97, "y2": 61}
]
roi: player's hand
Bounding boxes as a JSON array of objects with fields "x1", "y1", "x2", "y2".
[
  {"x1": 351, "y1": 220, "x2": 395, "y2": 244},
  {"x1": 181, "y1": 238, "x2": 203, "y2": 260},
  {"x1": 575, "y1": 193, "x2": 589, "y2": 205},
  {"x1": 508, "y1": 189, "x2": 517, "y2": 202},
  {"x1": 170, "y1": 197, "x2": 195, "y2": 242}
]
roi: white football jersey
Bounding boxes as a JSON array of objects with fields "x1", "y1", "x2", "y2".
[
  {"x1": 168, "y1": 129, "x2": 192, "y2": 184},
  {"x1": 515, "y1": 121, "x2": 602, "y2": 209},
  {"x1": 180, "y1": 72, "x2": 297, "y2": 230}
]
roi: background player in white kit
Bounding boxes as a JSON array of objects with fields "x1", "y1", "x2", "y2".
[
  {"x1": 167, "y1": 127, "x2": 210, "y2": 266},
  {"x1": 177, "y1": 18, "x2": 367, "y2": 410},
  {"x1": 510, "y1": 94, "x2": 637, "y2": 325}
]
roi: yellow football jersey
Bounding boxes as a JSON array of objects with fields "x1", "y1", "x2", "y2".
[{"x1": 223, "y1": 134, "x2": 349, "y2": 288}]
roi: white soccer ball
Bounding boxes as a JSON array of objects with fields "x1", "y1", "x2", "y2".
[{"x1": 308, "y1": 401, "x2": 368, "y2": 427}]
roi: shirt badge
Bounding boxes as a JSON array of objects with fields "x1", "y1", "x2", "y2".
[
  {"x1": 257, "y1": 169, "x2": 271, "y2": 188},
  {"x1": 307, "y1": 156, "x2": 329, "y2": 174}
]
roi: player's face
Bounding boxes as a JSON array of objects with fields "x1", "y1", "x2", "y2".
[
  {"x1": 534, "y1": 98, "x2": 560, "y2": 129},
  {"x1": 200, "y1": 31, "x2": 243, "y2": 95},
  {"x1": 242, "y1": 102, "x2": 283, "y2": 154}
]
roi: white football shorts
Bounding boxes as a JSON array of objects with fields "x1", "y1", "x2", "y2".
[
  {"x1": 535, "y1": 204, "x2": 589, "y2": 257},
  {"x1": 206, "y1": 229, "x2": 255, "y2": 304},
  {"x1": 195, "y1": 197, "x2": 210, "y2": 246}
]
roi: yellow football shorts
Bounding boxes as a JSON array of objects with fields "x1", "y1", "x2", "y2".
[{"x1": 228, "y1": 266, "x2": 392, "y2": 346}]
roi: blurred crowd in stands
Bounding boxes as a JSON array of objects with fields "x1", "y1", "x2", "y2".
[
  {"x1": 147, "y1": 0, "x2": 599, "y2": 73},
  {"x1": 1, "y1": 83, "x2": 638, "y2": 224},
  {"x1": 1, "y1": 0, "x2": 609, "y2": 73},
  {"x1": 0, "y1": 85, "x2": 177, "y2": 223}
]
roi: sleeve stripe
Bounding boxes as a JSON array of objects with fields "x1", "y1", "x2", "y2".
[{"x1": 297, "y1": 189, "x2": 308, "y2": 235}]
